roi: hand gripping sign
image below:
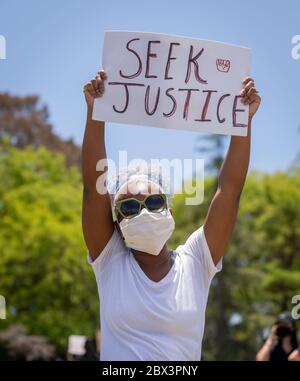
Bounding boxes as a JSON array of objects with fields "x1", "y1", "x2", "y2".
[{"x1": 93, "y1": 31, "x2": 251, "y2": 136}]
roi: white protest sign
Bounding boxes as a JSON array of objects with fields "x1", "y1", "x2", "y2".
[
  {"x1": 93, "y1": 31, "x2": 251, "y2": 136},
  {"x1": 67, "y1": 335, "x2": 87, "y2": 355}
]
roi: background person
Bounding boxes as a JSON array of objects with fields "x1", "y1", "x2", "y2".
[
  {"x1": 256, "y1": 312, "x2": 299, "y2": 361},
  {"x1": 78, "y1": 338, "x2": 99, "y2": 361},
  {"x1": 288, "y1": 346, "x2": 300, "y2": 361}
]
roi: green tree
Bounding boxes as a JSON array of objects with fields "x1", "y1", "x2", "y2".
[
  {"x1": 0, "y1": 139, "x2": 98, "y2": 350},
  {"x1": 0, "y1": 93, "x2": 81, "y2": 168},
  {"x1": 170, "y1": 168, "x2": 300, "y2": 360}
]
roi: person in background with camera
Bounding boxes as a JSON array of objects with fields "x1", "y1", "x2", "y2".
[{"x1": 256, "y1": 312, "x2": 298, "y2": 361}]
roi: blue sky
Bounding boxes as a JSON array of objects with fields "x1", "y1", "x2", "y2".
[{"x1": 0, "y1": 0, "x2": 299, "y2": 182}]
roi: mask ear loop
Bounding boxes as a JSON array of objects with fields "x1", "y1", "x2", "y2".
[{"x1": 112, "y1": 207, "x2": 117, "y2": 222}]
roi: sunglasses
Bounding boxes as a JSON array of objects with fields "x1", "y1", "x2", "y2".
[{"x1": 114, "y1": 194, "x2": 168, "y2": 220}]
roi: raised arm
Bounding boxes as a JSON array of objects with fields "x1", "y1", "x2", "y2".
[
  {"x1": 256, "y1": 325, "x2": 278, "y2": 361},
  {"x1": 204, "y1": 77, "x2": 261, "y2": 265},
  {"x1": 82, "y1": 70, "x2": 114, "y2": 260}
]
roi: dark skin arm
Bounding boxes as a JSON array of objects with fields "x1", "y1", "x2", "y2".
[
  {"x1": 204, "y1": 77, "x2": 261, "y2": 265},
  {"x1": 82, "y1": 70, "x2": 114, "y2": 260}
]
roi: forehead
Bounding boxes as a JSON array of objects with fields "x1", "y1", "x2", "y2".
[{"x1": 114, "y1": 179, "x2": 162, "y2": 202}]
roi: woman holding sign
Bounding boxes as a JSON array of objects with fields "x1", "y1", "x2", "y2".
[{"x1": 82, "y1": 69, "x2": 260, "y2": 361}]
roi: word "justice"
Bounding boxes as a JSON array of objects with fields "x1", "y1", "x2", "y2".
[{"x1": 108, "y1": 39, "x2": 247, "y2": 127}]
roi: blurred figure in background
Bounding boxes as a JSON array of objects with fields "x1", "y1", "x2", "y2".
[
  {"x1": 78, "y1": 338, "x2": 99, "y2": 361},
  {"x1": 288, "y1": 346, "x2": 300, "y2": 361},
  {"x1": 256, "y1": 312, "x2": 298, "y2": 361}
]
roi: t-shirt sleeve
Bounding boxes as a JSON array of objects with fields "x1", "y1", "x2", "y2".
[
  {"x1": 87, "y1": 228, "x2": 123, "y2": 274},
  {"x1": 178, "y1": 225, "x2": 222, "y2": 283}
]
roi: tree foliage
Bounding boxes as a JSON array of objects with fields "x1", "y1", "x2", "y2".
[
  {"x1": 170, "y1": 168, "x2": 300, "y2": 360},
  {"x1": 0, "y1": 93, "x2": 81, "y2": 167},
  {"x1": 0, "y1": 140, "x2": 98, "y2": 350}
]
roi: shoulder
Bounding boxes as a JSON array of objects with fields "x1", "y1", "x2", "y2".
[
  {"x1": 176, "y1": 226, "x2": 207, "y2": 259},
  {"x1": 175, "y1": 226, "x2": 222, "y2": 281},
  {"x1": 87, "y1": 228, "x2": 127, "y2": 274}
]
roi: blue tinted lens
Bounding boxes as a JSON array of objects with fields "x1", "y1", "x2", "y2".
[
  {"x1": 120, "y1": 199, "x2": 140, "y2": 217},
  {"x1": 145, "y1": 195, "x2": 166, "y2": 212}
]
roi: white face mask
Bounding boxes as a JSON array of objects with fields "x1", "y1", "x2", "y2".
[{"x1": 119, "y1": 208, "x2": 175, "y2": 256}]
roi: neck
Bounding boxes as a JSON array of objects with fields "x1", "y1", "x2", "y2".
[{"x1": 132, "y1": 244, "x2": 171, "y2": 268}]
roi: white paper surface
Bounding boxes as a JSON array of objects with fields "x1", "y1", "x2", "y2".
[
  {"x1": 93, "y1": 31, "x2": 251, "y2": 136},
  {"x1": 67, "y1": 335, "x2": 87, "y2": 355}
]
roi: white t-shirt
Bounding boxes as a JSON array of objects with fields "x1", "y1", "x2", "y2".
[{"x1": 88, "y1": 226, "x2": 222, "y2": 361}]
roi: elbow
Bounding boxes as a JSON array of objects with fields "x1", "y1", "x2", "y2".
[
  {"x1": 216, "y1": 187, "x2": 242, "y2": 205},
  {"x1": 83, "y1": 179, "x2": 95, "y2": 195},
  {"x1": 217, "y1": 176, "x2": 243, "y2": 203},
  {"x1": 82, "y1": 171, "x2": 100, "y2": 194},
  {"x1": 83, "y1": 185, "x2": 90, "y2": 194}
]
